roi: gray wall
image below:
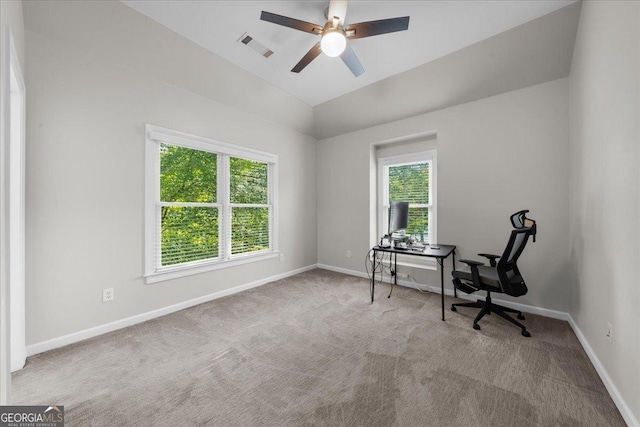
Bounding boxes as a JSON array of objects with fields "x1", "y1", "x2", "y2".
[
  {"x1": 23, "y1": 0, "x2": 315, "y2": 137},
  {"x1": 568, "y1": 0, "x2": 640, "y2": 422},
  {"x1": 23, "y1": 12, "x2": 317, "y2": 345},
  {"x1": 318, "y1": 78, "x2": 572, "y2": 312}
]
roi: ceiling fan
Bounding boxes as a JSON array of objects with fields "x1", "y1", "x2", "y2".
[{"x1": 260, "y1": 0, "x2": 410, "y2": 77}]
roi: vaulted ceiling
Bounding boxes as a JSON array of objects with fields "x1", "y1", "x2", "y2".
[
  {"x1": 123, "y1": 1, "x2": 578, "y2": 107},
  {"x1": 24, "y1": 1, "x2": 582, "y2": 139}
]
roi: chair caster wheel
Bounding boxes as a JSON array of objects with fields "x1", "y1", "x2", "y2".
[
  {"x1": 473, "y1": 324, "x2": 480, "y2": 330},
  {"x1": 517, "y1": 314, "x2": 525, "y2": 320},
  {"x1": 522, "y1": 330, "x2": 531, "y2": 337},
  {"x1": 451, "y1": 306, "x2": 457, "y2": 312}
]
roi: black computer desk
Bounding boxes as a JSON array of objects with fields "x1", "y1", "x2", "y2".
[{"x1": 371, "y1": 244, "x2": 457, "y2": 321}]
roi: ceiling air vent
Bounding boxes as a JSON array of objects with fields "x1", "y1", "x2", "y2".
[{"x1": 238, "y1": 32, "x2": 274, "y2": 58}]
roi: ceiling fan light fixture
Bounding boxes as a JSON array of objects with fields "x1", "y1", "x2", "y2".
[{"x1": 320, "y1": 29, "x2": 347, "y2": 57}]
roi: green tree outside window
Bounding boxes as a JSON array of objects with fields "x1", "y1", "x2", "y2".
[{"x1": 159, "y1": 146, "x2": 271, "y2": 266}]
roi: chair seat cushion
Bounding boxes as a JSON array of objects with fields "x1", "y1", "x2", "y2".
[{"x1": 452, "y1": 266, "x2": 527, "y2": 296}]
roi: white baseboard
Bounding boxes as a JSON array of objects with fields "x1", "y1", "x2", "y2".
[
  {"x1": 317, "y1": 264, "x2": 369, "y2": 279},
  {"x1": 25, "y1": 264, "x2": 318, "y2": 358},
  {"x1": 567, "y1": 315, "x2": 639, "y2": 427},
  {"x1": 316, "y1": 263, "x2": 568, "y2": 320},
  {"x1": 452, "y1": 290, "x2": 569, "y2": 321},
  {"x1": 318, "y1": 263, "x2": 638, "y2": 426}
]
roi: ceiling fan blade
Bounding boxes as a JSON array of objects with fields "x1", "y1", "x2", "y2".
[
  {"x1": 345, "y1": 16, "x2": 410, "y2": 39},
  {"x1": 340, "y1": 44, "x2": 364, "y2": 77},
  {"x1": 260, "y1": 11, "x2": 323, "y2": 34},
  {"x1": 292, "y1": 42, "x2": 322, "y2": 73},
  {"x1": 328, "y1": 0, "x2": 348, "y2": 26}
]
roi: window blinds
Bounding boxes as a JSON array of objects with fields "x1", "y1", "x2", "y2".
[{"x1": 388, "y1": 162, "x2": 430, "y2": 239}]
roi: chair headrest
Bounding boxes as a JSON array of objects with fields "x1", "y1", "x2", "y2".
[{"x1": 510, "y1": 210, "x2": 537, "y2": 242}]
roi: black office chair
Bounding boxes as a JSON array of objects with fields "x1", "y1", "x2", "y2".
[{"x1": 450, "y1": 212, "x2": 537, "y2": 337}]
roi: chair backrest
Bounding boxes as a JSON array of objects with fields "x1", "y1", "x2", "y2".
[{"x1": 496, "y1": 227, "x2": 533, "y2": 295}]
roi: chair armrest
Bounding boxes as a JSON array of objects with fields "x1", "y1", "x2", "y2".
[
  {"x1": 459, "y1": 259, "x2": 484, "y2": 267},
  {"x1": 478, "y1": 253, "x2": 500, "y2": 267},
  {"x1": 458, "y1": 259, "x2": 484, "y2": 288}
]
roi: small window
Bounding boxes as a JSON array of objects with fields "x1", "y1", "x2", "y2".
[
  {"x1": 145, "y1": 125, "x2": 278, "y2": 283},
  {"x1": 378, "y1": 151, "x2": 436, "y2": 244}
]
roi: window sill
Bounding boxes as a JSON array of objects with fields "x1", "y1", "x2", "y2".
[{"x1": 145, "y1": 251, "x2": 279, "y2": 284}]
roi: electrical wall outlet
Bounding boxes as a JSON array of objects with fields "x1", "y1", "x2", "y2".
[
  {"x1": 279, "y1": 253, "x2": 284, "y2": 262},
  {"x1": 346, "y1": 250, "x2": 352, "y2": 258},
  {"x1": 102, "y1": 288, "x2": 114, "y2": 303},
  {"x1": 606, "y1": 322, "x2": 613, "y2": 343}
]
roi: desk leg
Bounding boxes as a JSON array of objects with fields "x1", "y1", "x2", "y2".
[
  {"x1": 439, "y1": 258, "x2": 445, "y2": 321},
  {"x1": 388, "y1": 252, "x2": 397, "y2": 298},
  {"x1": 452, "y1": 250, "x2": 457, "y2": 298},
  {"x1": 371, "y1": 250, "x2": 376, "y2": 303}
]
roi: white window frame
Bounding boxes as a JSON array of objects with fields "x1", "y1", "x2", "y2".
[
  {"x1": 144, "y1": 125, "x2": 278, "y2": 284},
  {"x1": 378, "y1": 151, "x2": 437, "y2": 269}
]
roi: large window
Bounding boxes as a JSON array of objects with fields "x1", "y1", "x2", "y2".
[
  {"x1": 145, "y1": 125, "x2": 278, "y2": 283},
  {"x1": 378, "y1": 151, "x2": 436, "y2": 244}
]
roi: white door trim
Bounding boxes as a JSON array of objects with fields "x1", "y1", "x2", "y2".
[
  {"x1": 0, "y1": 23, "x2": 26, "y2": 405},
  {"x1": 7, "y1": 26, "x2": 26, "y2": 373}
]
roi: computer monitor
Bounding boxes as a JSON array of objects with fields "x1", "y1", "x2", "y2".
[{"x1": 388, "y1": 201, "x2": 409, "y2": 236}]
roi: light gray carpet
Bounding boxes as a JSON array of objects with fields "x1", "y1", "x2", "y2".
[{"x1": 12, "y1": 269, "x2": 624, "y2": 426}]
